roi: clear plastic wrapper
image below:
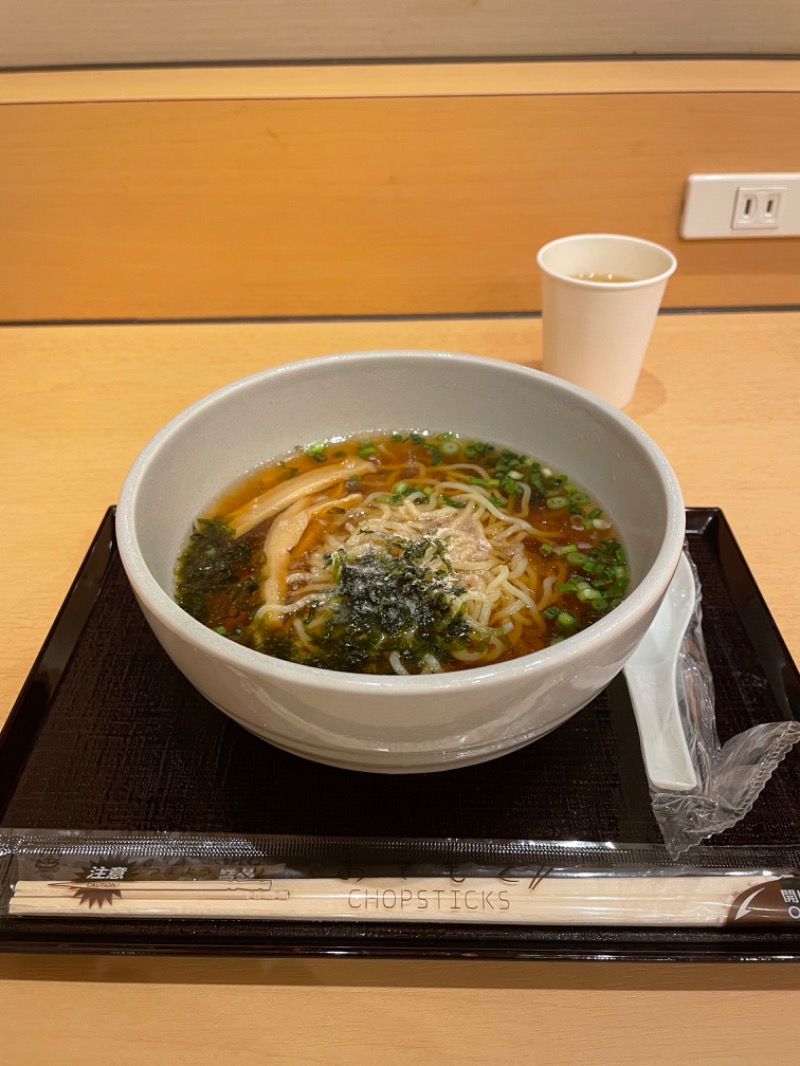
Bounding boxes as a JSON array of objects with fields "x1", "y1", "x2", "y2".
[
  {"x1": 639, "y1": 548, "x2": 800, "y2": 857},
  {"x1": 2, "y1": 830, "x2": 800, "y2": 928}
]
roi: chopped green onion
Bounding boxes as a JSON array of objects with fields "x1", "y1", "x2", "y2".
[
  {"x1": 440, "y1": 440, "x2": 461, "y2": 455},
  {"x1": 465, "y1": 440, "x2": 494, "y2": 458},
  {"x1": 546, "y1": 496, "x2": 569, "y2": 510},
  {"x1": 306, "y1": 442, "x2": 327, "y2": 462},
  {"x1": 565, "y1": 551, "x2": 588, "y2": 567},
  {"x1": 501, "y1": 476, "x2": 524, "y2": 495},
  {"x1": 357, "y1": 443, "x2": 377, "y2": 458},
  {"x1": 577, "y1": 587, "x2": 603, "y2": 602}
]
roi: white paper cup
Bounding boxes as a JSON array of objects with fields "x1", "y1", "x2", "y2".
[{"x1": 536, "y1": 234, "x2": 677, "y2": 407}]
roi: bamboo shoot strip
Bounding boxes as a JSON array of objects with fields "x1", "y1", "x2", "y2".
[
  {"x1": 227, "y1": 459, "x2": 376, "y2": 538},
  {"x1": 11, "y1": 875, "x2": 798, "y2": 926}
]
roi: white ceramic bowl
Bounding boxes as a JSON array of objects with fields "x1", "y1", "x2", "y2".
[{"x1": 116, "y1": 350, "x2": 685, "y2": 773}]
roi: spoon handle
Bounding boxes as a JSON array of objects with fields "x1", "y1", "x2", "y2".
[{"x1": 624, "y1": 659, "x2": 698, "y2": 791}]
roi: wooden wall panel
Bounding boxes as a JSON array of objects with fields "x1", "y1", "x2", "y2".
[{"x1": 1, "y1": 64, "x2": 799, "y2": 321}]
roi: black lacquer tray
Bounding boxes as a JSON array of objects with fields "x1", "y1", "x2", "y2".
[{"x1": 1, "y1": 507, "x2": 799, "y2": 961}]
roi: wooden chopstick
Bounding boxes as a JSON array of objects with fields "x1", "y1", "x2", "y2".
[{"x1": 10, "y1": 874, "x2": 783, "y2": 925}]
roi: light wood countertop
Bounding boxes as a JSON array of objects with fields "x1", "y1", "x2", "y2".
[{"x1": 1, "y1": 310, "x2": 799, "y2": 1063}]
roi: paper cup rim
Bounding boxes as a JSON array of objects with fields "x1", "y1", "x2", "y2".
[{"x1": 537, "y1": 233, "x2": 677, "y2": 288}]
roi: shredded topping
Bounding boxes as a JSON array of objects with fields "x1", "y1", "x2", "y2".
[{"x1": 175, "y1": 431, "x2": 629, "y2": 675}]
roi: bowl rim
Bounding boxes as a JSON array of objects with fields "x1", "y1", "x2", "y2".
[{"x1": 116, "y1": 348, "x2": 686, "y2": 695}]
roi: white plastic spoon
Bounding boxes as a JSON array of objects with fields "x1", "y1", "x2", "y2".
[{"x1": 623, "y1": 553, "x2": 699, "y2": 792}]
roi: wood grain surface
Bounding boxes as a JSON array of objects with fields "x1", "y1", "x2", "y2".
[
  {"x1": 1, "y1": 62, "x2": 799, "y2": 322},
  {"x1": 1, "y1": 311, "x2": 799, "y2": 1063}
]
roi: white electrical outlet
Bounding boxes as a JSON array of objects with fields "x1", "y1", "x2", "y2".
[{"x1": 681, "y1": 173, "x2": 800, "y2": 239}]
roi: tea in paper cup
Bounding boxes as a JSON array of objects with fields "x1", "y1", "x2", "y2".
[{"x1": 536, "y1": 234, "x2": 677, "y2": 407}]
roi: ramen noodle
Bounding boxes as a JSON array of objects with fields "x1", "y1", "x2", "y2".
[{"x1": 174, "y1": 431, "x2": 629, "y2": 675}]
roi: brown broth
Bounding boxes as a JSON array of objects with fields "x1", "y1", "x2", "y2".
[{"x1": 175, "y1": 432, "x2": 628, "y2": 675}]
